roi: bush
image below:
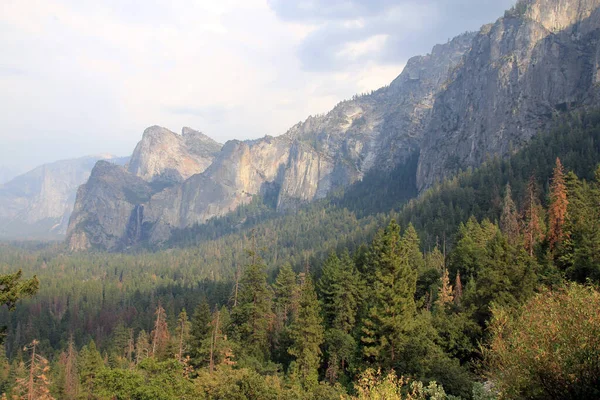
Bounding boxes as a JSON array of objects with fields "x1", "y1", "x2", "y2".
[{"x1": 484, "y1": 284, "x2": 600, "y2": 399}]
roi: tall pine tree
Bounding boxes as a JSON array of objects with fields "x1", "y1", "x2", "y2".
[
  {"x1": 288, "y1": 274, "x2": 324, "y2": 389},
  {"x1": 231, "y1": 248, "x2": 273, "y2": 361},
  {"x1": 361, "y1": 220, "x2": 418, "y2": 369},
  {"x1": 549, "y1": 157, "x2": 569, "y2": 250}
]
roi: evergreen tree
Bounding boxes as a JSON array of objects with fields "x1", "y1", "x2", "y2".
[
  {"x1": 175, "y1": 309, "x2": 191, "y2": 363},
  {"x1": 436, "y1": 268, "x2": 454, "y2": 309},
  {"x1": 288, "y1": 275, "x2": 324, "y2": 389},
  {"x1": 231, "y1": 248, "x2": 273, "y2": 361},
  {"x1": 273, "y1": 263, "x2": 298, "y2": 325},
  {"x1": 150, "y1": 303, "x2": 170, "y2": 359},
  {"x1": 189, "y1": 299, "x2": 212, "y2": 368},
  {"x1": 319, "y1": 251, "x2": 363, "y2": 383},
  {"x1": 318, "y1": 251, "x2": 363, "y2": 333},
  {"x1": 361, "y1": 220, "x2": 418, "y2": 369},
  {"x1": 500, "y1": 183, "x2": 520, "y2": 243},
  {"x1": 78, "y1": 340, "x2": 104, "y2": 397},
  {"x1": 523, "y1": 176, "x2": 545, "y2": 256},
  {"x1": 135, "y1": 330, "x2": 150, "y2": 365},
  {"x1": 549, "y1": 158, "x2": 569, "y2": 250},
  {"x1": 0, "y1": 271, "x2": 38, "y2": 344},
  {"x1": 454, "y1": 271, "x2": 463, "y2": 306},
  {"x1": 400, "y1": 223, "x2": 425, "y2": 272},
  {"x1": 58, "y1": 336, "x2": 78, "y2": 400},
  {"x1": 13, "y1": 340, "x2": 53, "y2": 400}
]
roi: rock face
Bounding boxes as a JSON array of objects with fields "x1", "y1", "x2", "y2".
[
  {"x1": 67, "y1": 33, "x2": 474, "y2": 250},
  {"x1": 67, "y1": 161, "x2": 153, "y2": 250},
  {"x1": 0, "y1": 155, "x2": 127, "y2": 238},
  {"x1": 417, "y1": 0, "x2": 600, "y2": 190},
  {"x1": 127, "y1": 126, "x2": 222, "y2": 184},
  {"x1": 67, "y1": 0, "x2": 600, "y2": 251}
]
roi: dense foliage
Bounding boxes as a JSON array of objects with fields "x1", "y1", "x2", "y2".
[{"x1": 1, "y1": 111, "x2": 600, "y2": 398}]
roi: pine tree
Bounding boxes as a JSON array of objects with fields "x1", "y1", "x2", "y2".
[
  {"x1": 361, "y1": 220, "x2": 418, "y2": 369},
  {"x1": 400, "y1": 223, "x2": 425, "y2": 271},
  {"x1": 175, "y1": 309, "x2": 191, "y2": 363},
  {"x1": 273, "y1": 263, "x2": 298, "y2": 325},
  {"x1": 436, "y1": 268, "x2": 454, "y2": 309},
  {"x1": 12, "y1": 340, "x2": 54, "y2": 400},
  {"x1": 135, "y1": 330, "x2": 150, "y2": 365},
  {"x1": 288, "y1": 275, "x2": 324, "y2": 389},
  {"x1": 189, "y1": 299, "x2": 212, "y2": 368},
  {"x1": 78, "y1": 340, "x2": 103, "y2": 398},
  {"x1": 454, "y1": 271, "x2": 463, "y2": 306},
  {"x1": 231, "y1": 248, "x2": 273, "y2": 361},
  {"x1": 111, "y1": 323, "x2": 130, "y2": 360},
  {"x1": 318, "y1": 251, "x2": 363, "y2": 333},
  {"x1": 500, "y1": 183, "x2": 520, "y2": 243},
  {"x1": 319, "y1": 251, "x2": 363, "y2": 382},
  {"x1": 0, "y1": 271, "x2": 38, "y2": 312},
  {"x1": 549, "y1": 158, "x2": 569, "y2": 250},
  {"x1": 523, "y1": 176, "x2": 545, "y2": 256},
  {"x1": 59, "y1": 336, "x2": 78, "y2": 399},
  {"x1": 150, "y1": 303, "x2": 170, "y2": 359}
]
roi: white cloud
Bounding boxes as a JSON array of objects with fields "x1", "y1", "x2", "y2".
[{"x1": 0, "y1": 0, "x2": 514, "y2": 170}]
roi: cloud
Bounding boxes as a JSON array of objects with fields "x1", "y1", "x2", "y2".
[
  {"x1": 0, "y1": 0, "x2": 516, "y2": 171},
  {"x1": 269, "y1": 0, "x2": 516, "y2": 71}
]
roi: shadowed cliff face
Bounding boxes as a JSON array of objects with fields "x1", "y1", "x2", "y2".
[
  {"x1": 417, "y1": 0, "x2": 600, "y2": 190},
  {"x1": 67, "y1": 0, "x2": 600, "y2": 251}
]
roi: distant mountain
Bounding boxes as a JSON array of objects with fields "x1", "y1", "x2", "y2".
[
  {"x1": 67, "y1": 0, "x2": 600, "y2": 251},
  {"x1": 0, "y1": 155, "x2": 128, "y2": 239}
]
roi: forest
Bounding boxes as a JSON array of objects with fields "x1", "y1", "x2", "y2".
[{"x1": 1, "y1": 111, "x2": 600, "y2": 399}]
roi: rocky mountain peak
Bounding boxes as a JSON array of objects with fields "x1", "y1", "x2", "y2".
[
  {"x1": 127, "y1": 125, "x2": 222, "y2": 184},
  {"x1": 66, "y1": 0, "x2": 600, "y2": 251}
]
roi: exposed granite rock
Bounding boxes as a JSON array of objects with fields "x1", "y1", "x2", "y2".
[
  {"x1": 127, "y1": 126, "x2": 222, "y2": 184},
  {"x1": 67, "y1": 0, "x2": 600, "y2": 251},
  {"x1": 0, "y1": 155, "x2": 127, "y2": 238},
  {"x1": 417, "y1": 0, "x2": 600, "y2": 190},
  {"x1": 66, "y1": 161, "x2": 153, "y2": 251},
  {"x1": 65, "y1": 31, "x2": 478, "y2": 250}
]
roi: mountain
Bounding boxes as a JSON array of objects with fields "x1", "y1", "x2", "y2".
[
  {"x1": 127, "y1": 126, "x2": 222, "y2": 185},
  {"x1": 67, "y1": 0, "x2": 600, "y2": 251},
  {"x1": 417, "y1": 0, "x2": 600, "y2": 190},
  {"x1": 0, "y1": 155, "x2": 128, "y2": 239},
  {"x1": 66, "y1": 34, "x2": 474, "y2": 251}
]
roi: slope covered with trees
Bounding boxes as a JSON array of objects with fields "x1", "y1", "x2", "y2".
[{"x1": 1, "y1": 110, "x2": 600, "y2": 398}]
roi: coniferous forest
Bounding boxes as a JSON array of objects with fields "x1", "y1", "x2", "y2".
[{"x1": 1, "y1": 111, "x2": 600, "y2": 399}]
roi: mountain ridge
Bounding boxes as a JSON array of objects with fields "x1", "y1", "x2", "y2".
[
  {"x1": 66, "y1": 31, "x2": 476, "y2": 250},
  {"x1": 0, "y1": 155, "x2": 128, "y2": 239},
  {"x1": 67, "y1": 0, "x2": 600, "y2": 251}
]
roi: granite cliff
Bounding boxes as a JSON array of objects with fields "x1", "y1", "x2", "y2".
[
  {"x1": 67, "y1": 32, "x2": 475, "y2": 250},
  {"x1": 417, "y1": 0, "x2": 600, "y2": 190},
  {"x1": 0, "y1": 155, "x2": 127, "y2": 238},
  {"x1": 67, "y1": 0, "x2": 600, "y2": 251}
]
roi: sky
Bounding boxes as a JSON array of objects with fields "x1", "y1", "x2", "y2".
[{"x1": 0, "y1": 0, "x2": 515, "y2": 171}]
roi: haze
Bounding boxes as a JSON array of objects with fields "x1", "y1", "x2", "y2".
[{"x1": 0, "y1": 0, "x2": 514, "y2": 172}]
